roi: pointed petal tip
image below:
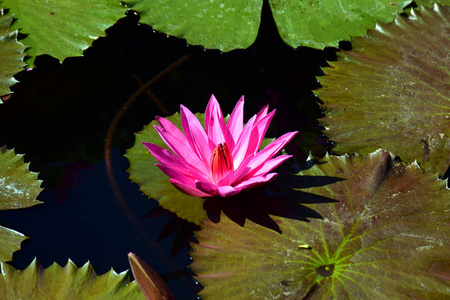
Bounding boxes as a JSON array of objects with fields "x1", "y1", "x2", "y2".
[
  {"x1": 155, "y1": 115, "x2": 165, "y2": 125},
  {"x1": 142, "y1": 141, "x2": 155, "y2": 150}
]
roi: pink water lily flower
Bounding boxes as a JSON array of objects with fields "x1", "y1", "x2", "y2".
[{"x1": 143, "y1": 95, "x2": 297, "y2": 198}]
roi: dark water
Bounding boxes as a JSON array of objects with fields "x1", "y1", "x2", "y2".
[{"x1": 0, "y1": 2, "x2": 336, "y2": 298}]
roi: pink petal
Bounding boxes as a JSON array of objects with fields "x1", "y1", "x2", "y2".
[
  {"x1": 196, "y1": 180, "x2": 239, "y2": 198},
  {"x1": 195, "y1": 180, "x2": 218, "y2": 195},
  {"x1": 234, "y1": 173, "x2": 277, "y2": 191},
  {"x1": 217, "y1": 169, "x2": 235, "y2": 187},
  {"x1": 204, "y1": 95, "x2": 228, "y2": 146},
  {"x1": 255, "y1": 105, "x2": 269, "y2": 123},
  {"x1": 143, "y1": 142, "x2": 183, "y2": 169},
  {"x1": 232, "y1": 115, "x2": 256, "y2": 167},
  {"x1": 230, "y1": 153, "x2": 254, "y2": 185},
  {"x1": 156, "y1": 164, "x2": 197, "y2": 186},
  {"x1": 156, "y1": 116, "x2": 187, "y2": 145},
  {"x1": 204, "y1": 95, "x2": 217, "y2": 131},
  {"x1": 143, "y1": 142, "x2": 208, "y2": 179},
  {"x1": 246, "y1": 109, "x2": 276, "y2": 156},
  {"x1": 170, "y1": 178, "x2": 213, "y2": 198},
  {"x1": 217, "y1": 185, "x2": 240, "y2": 197},
  {"x1": 153, "y1": 125, "x2": 208, "y2": 175},
  {"x1": 251, "y1": 155, "x2": 293, "y2": 177},
  {"x1": 246, "y1": 131, "x2": 297, "y2": 170},
  {"x1": 180, "y1": 105, "x2": 212, "y2": 169},
  {"x1": 226, "y1": 96, "x2": 244, "y2": 145}
]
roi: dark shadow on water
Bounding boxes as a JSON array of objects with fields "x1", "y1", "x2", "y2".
[
  {"x1": 203, "y1": 164, "x2": 343, "y2": 234},
  {"x1": 150, "y1": 159, "x2": 344, "y2": 259},
  {"x1": 145, "y1": 207, "x2": 200, "y2": 258}
]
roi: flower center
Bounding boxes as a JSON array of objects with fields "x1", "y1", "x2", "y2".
[{"x1": 210, "y1": 143, "x2": 233, "y2": 183}]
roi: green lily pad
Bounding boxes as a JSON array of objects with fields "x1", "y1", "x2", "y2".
[
  {"x1": 0, "y1": 147, "x2": 42, "y2": 262},
  {"x1": 124, "y1": 0, "x2": 412, "y2": 50},
  {"x1": 123, "y1": 0, "x2": 263, "y2": 51},
  {"x1": 0, "y1": 259, "x2": 145, "y2": 299},
  {"x1": 269, "y1": 0, "x2": 411, "y2": 49},
  {"x1": 0, "y1": 12, "x2": 26, "y2": 99},
  {"x1": 317, "y1": 4, "x2": 450, "y2": 176},
  {"x1": 0, "y1": 147, "x2": 42, "y2": 210},
  {"x1": 191, "y1": 150, "x2": 450, "y2": 299},
  {"x1": 2, "y1": 0, "x2": 126, "y2": 66},
  {"x1": 0, "y1": 227, "x2": 26, "y2": 263},
  {"x1": 126, "y1": 113, "x2": 208, "y2": 225}
]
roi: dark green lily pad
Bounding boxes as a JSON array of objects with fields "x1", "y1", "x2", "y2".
[
  {"x1": 124, "y1": 0, "x2": 411, "y2": 50},
  {"x1": 0, "y1": 147, "x2": 42, "y2": 262},
  {"x1": 0, "y1": 12, "x2": 26, "y2": 99},
  {"x1": 124, "y1": 0, "x2": 262, "y2": 51},
  {"x1": 2, "y1": 0, "x2": 125, "y2": 66},
  {"x1": 0, "y1": 259, "x2": 145, "y2": 299},
  {"x1": 126, "y1": 113, "x2": 208, "y2": 225},
  {"x1": 317, "y1": 4, "x2": 450, "y2": 176},
  {"x1": 269, "y1": 0, "x2": 411, "y2": 49},
  {"x1": 191, "y1": 150, "x2": 450, "y2": 299}
]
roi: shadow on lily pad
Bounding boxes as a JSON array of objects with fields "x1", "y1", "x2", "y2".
[{"x1": 203, "y1": 164, "x2": 342, "y2": 233}]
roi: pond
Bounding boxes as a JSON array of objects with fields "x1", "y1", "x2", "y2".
[
  {"x1": 1, "y1": 1, "x2": 448, "y2": 299},
  {"x1": 0, "y1": 5, "x2": 332, "y2": 299}
]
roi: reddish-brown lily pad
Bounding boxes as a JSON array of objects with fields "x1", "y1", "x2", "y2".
[
  {"x1": 317, "y1": 4, "x2": 450, "y2": 176},
  {"x1": 191, "y1": 150, "x2": 450, "y2": 299}
]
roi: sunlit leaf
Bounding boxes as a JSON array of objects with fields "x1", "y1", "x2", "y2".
[
  {"x1": 0, "y1": 147, "x2": 42, "y2": 263},
  {"x1": 269, "y1": 0, "x2": 411, "y2": 49},
  {"x1": 0, "y1": 12, "x2": 26, "y2": 99},
  {"x1": 128, "y1": 253, "x2": 174, "y2": 300},
  {"x1": 191, "y1": 150, "x2": 450, "y2": 299},
  {"x1": 123, "y1": 0, "x2": 262, "y2": 51},
  {"x1": 124, "y1": 0, "x2": 412, "y2": 50},
  {"x1": 317, "y1": 4, "x2": 450, "y2": 176},
  {"x1": 126, "y1": 113, "x2": 208, "y2": 225},
  {"x1": 1, "y1": 0, "x2": 126, "y2": 66},
  {"x1": 0, "y1": 259, "x2": 145, "y2": 299},
  {"x1": 0, "y1": 226, "x2": 26, "y2": 263},
  {"x1": 0, "y1": 147, "x2": 42, "y2": 210}
]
